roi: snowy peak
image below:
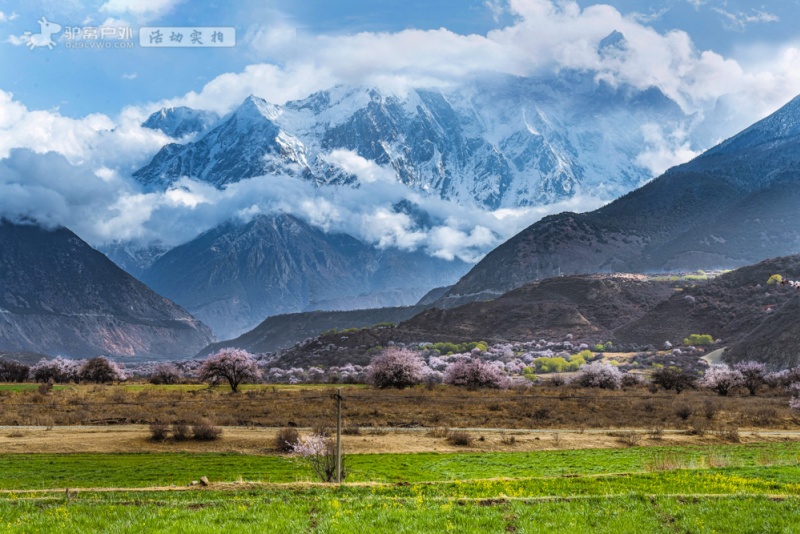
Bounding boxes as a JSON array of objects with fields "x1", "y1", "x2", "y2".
[
  {"x1": 235, "y1": 95, "x2": 282, "y2": 123},
  {"x1": 133, "y1": 96, "x2": 309, "y2": 188},
  {"x1": 142, "y1": 106, "x2": 217, "y2": 138},
  {"x1": 133, "y1": 74, "x2": 689, "y2": 208},
  {"x1": 598, "y1": 30, "x2": 627, "y2": 58}
]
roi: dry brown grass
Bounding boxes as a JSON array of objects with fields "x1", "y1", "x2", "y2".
[
  {"x1": 0, "y1": 383, "x2": 797, "y2": 431},
  {"x1": 1, "y1": 425, "x2": 796, "y2": 456}
]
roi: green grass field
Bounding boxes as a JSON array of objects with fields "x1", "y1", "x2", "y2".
[{"x1": 2, "y1": 443, "x2": 800, "y2": 532}]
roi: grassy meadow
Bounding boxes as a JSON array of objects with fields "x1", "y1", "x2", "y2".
[{"x1": 2, "y1": 443, "x2": 800, "y2": 532}]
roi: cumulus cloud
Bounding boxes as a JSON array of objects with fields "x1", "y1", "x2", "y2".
[
  {"x1": 635, "y1": 124, "x2": 700, "y2": 177},
  {"x1": 142, "y1": 0, "x2": 800, "y2": 140},
  {"x1": 0, "y1": 89, "x2": 175, "y2": 171}
]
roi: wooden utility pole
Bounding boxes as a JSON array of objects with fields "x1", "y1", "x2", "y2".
[{"x1": 336, "y1": 388, "x2": 342, "y2": 484}]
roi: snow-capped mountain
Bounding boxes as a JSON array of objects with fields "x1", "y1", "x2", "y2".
[
  {"x1": 141, "y1": 106, "x2": 218, "y2": 138},
  {"x1": 134, "y1": 70, "x2": 688, "y2": 209}
]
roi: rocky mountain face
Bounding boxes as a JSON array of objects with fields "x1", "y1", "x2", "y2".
[
  {"x1": 197, "y1": 304, "x2": 429, "y2": 357},
  {"x1": 0, "y1": 220, "x2": 214, "y2": 359},
  {"x1": 439, "y1": 94, "x2": 800, "y2": 305},
  {"x1": 134, "y1": 71, "x2": 685, "y2": 209},
  {"x1": 141, "y1": 106, "x2": 218, "y2": 138},
  {"x1": 267, "y1": 256, "x2": 800, "y2": 370},
  {"x1": 140, "y1": 214, "x2": 469, "y2": 339},
  {"x1": 99, "y1": 242, "x2": 168, "y2": 278},
  {"x1": 615, "y1": 255, "x2": 800, "y2": 368}
]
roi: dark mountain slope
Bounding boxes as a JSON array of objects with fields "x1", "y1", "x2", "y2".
[
  {"x1": 0, "y1": 221, "x2": 213, "y2": 359},
  {"x1": 197, "y1": 304, "x2": 428, "y2": 357},
  {"x1": 141, "y1": 214, "x2": 468, "y2": 339},
  {"x1": 614, "y1": 255, "x2": 800, "y2": 351}
]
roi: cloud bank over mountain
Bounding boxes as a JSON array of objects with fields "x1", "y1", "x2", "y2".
[{"x1": 2, "y1": 0, "x2": 800, "y2": 260}]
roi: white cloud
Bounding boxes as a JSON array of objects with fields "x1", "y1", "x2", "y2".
[
  {"x1": 711, "y1": 8, "x2": 779, "y2": 31},
  {"x1": 6, "y1": 34, "x2": 24, "y2": 46},
  {"x1": 149, "y1": 0, "x2": 800, "y2": 132},
  {"x1": 99, "y1": 0, "x2": 182, "y2": 21},
  {"x1": 0, "y1": 89, "x2": 175, "y2": 172},
  {"x1": 0, "y1": 11, "x2": 19, "y2": 22},
  {"x1": 122, "y1": 72, "x2": 138, "y2": 80},
  {"x1": 635, "y1": 123, "x2": 700, "y2": 177}
]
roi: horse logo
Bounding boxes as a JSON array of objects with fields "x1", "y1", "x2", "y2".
[{"x1": 21, "y1": 17, "x2": 62, "y2": 50}]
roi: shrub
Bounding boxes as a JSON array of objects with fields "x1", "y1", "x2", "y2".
[
  {"x1": 734, "y1": 361, "x2": 767, "y2": 396},
  {"x1": 192, "y1": 420, "x2": 222, "y2": 441},
  {"x1": 444, "y1": 359, "x2": 508, "y2": 390},
  {"x1": 0, "y1": 361, "x2": 30, "y2": 383},
  {"x1": 700, "y1": 365, "x2": 744, "y2": 396},
  {"x1": 534, "y1": 357, "x2": 572, "y2": 373},
  {"x1": 172, "y1": 422, "x2": 191, "y2": 441},
  {"x1": 198, "y1": 348, "x2": 260, "y2": 392},
  {"x1": 675, "y1": 405, "x2": 693, "y2": 421},
  {"x1": 149, "y1": 421, "x2": 169, "y2": 442},
  {"x1": 80, "y1": 357, "x2": 126, "y2": 384},
  {"x1": 683, "y1": 334, "x2": 714, "y2": 346},
  {"x1": 446, "y1": 431, "x2": 474, "y2": 447},
  {"x1": 767, "y1": 274, "x2": 783, "y2": 285},
  {"x1": 366, "y1": 348, "x2": 425, "y2": 389},
  {"x1": 620, "y1": 373, "x2": 643, "y2": 388},
  {"x1": 575, "y1": 362, "x2": 623, "y2": 390},
  {"x1": 149, "y1": 363, "x2": 181, "y2": 385},
  {"x1": 651, "y1": 366, "x2": 696, "y2": 394},
  {"x1": 275, "y1": 427, "x2": 300, "y2": 452},
  {"x1": 292, "y1": 434, "x2": 347, "y2": 483}
]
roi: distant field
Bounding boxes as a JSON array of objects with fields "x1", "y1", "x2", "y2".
[
  {"x1": 0, "y1": 383, "x2": 794, "y2": 430},
  {"x1": 2, "y1": 443, "x2": 800, "y2": 532}
]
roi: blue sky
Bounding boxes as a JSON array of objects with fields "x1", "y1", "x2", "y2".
[{"x1": 0, "y1": 0, "x2": 796, "y2": 117}]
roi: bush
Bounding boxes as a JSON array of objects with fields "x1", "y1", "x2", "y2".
[
  {"x1": 575, "y1": 362, "x2": 623, "y2": 389},
  {"x1": 149, "y1": 421, "x2": 169, "y2": 442},
  {"x1": 198, "y1": 348, "x2": 260, "y2": 392},
  {"x1": 620, "y1": 373, "x2": 643, "y2": 388},
  {"x1": 275, "y1": 427, "x2": 301, "y2": 452},
  {"x1": 149, "y1": 363, "x2": 181, "y2": 385},
  {"x1": 675, "y1": 405, "x2": 693, "y2": 421},
  {"x1": 0, "y1": 361, "x2": 30, "y2": 383},
  {"x1": 80, "y1": 357, "x2": 126, "y2": 383},
  {"x1": 366, "y1": 348, "x2": 425, "y2": 389},
  {"x1": 192, "y1": 420, "x2": 221, "y2": 441},
  {"x1": 651, "y1": 366, "x2": 696, "y2": 394},
  {"x1": 172, "y1": 422, "x2": 191, "y2": 441},
  {"x1": 734, "y1": 361, "x2": 767, "y2": 396},
  {"x1": 683, "y1": 334, "x2": 714, "y2": 346},
  {"x1": 700, "y1": 365, "x2": 744, "y2": 396},
  {"x1": 444, "y1": 359, "x2": 508, "y2": 390},
  {"x1": 446, "y1": 430, "x2": 474, "y2": 447},
  {"x1": 292, "y1": 434, "x2": 347, "y2": 483},
  {"x1": 767, "y1": 274, "x2": 783, "y2": 285}
]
